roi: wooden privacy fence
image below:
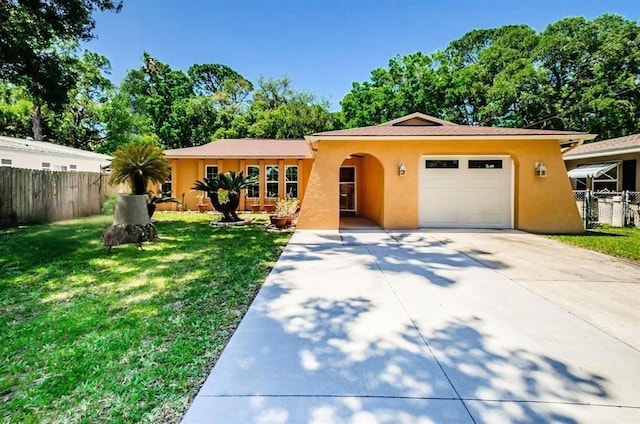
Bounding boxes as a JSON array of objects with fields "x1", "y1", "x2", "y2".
[{"x1": 0, "y1": 167, "x2": 119, "y2": 227}]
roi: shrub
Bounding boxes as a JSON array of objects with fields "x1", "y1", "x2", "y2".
[{"x1": 102, "y1": 195, "x2": 117, "y2": 215}]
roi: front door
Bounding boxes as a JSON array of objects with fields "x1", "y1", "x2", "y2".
[{"x1": 339, "y1": 166, "x2": 356, "y2": 216}]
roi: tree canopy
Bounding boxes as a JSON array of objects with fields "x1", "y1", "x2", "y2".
[
  {"x1": 1, "y1": 12, "x2": 638, "y2": 150},
  {"x1": 0, "y1": 0, "x2": 122, "y2": 140},
  {"x1": 341, "y1": 14, "x2": 640, "y2": 140}
]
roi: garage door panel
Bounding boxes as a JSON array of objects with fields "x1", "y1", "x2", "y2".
[{"x1": 419, "y1": 156, "x2": 512, "y2": 228}]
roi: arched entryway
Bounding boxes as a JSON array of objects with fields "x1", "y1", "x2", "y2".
[{"x1": 339, "y1": 153, "x2": 385, "y2": 229}]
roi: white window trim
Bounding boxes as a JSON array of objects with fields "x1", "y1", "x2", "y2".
[
  {"x1": 161, "y1": 166, "x2": 172, "y2": 197},
  {"x1": 593, "y1": 165, "x2": 619, "y2": 192},
  {"x1": 246, "y1": 165, "x2": 260, "y2": 199},
  {"x1": 285, "y1": 165, "x2": 299, "y2": 199},
  {"x1": 204, "y1": 165, "x2": 219, "y2": 198},
  {"x1": 266, "y1": 165, "x2": 279, "y2": 199}
]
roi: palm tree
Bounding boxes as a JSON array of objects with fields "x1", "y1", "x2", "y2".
[
  {"x1": 192, "y1": 171, "x2": 257, "y2": 222},
  {"x1": 109, "y1": 143, "x2": 170, "y2": 195}
]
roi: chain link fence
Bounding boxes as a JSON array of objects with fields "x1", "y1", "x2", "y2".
[{"x1": 573, "y1": 190, "x2": 640, "y2": 229}]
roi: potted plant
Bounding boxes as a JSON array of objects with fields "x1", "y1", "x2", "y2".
[
  {"x1": 195, "y1": 193, "x2": 208, "y2": 212},
  {"x1": 285, "y1": 198, "x2": 300, "y2": 225},
  {"x1": 250, "y1": 198, "x2": 261, "y2": 213},
  {"x1": 270, "y1": 198, "x2": 289, "y2": 229}
]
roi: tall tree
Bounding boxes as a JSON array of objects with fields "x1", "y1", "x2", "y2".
[
  {"x1": 47, "y1": 50, "x2": 113, "y2": 149},
  {"x1": 248, "y1": 77, "x2": 340, "y2": 138},
  {"x1": 188, "y1": 63, "x2": 253, "y2": 110},
  {"x1": 119, "y1": 53, "x2": 194, "y2": 149},
  {"x1": 340, "y1": 14, "x2": 640, "y2": 140},
  {"x1": 534, "y1": 14, "x2": 640, "y2": 138},
  {"x1": 0, "y1": 0, "x2": 123, "y2": 140},
  {"x1": 341, "y1": 52, "x2": 442, "y2": 127},
  {"x1": 0, "y1": 82, "x2": 32, "y2": 138}
]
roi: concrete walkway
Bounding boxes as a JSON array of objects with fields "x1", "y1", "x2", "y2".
[{"x1": 182, "y1": 230, "x2": 640, "y2": 423}]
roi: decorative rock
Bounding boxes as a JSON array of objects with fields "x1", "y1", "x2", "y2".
[{"x1": 102, "y1": 223, "x2": 158, "y2": 252}]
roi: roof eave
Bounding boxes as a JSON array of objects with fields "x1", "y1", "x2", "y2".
[
  {"x1": 564, "y1": 146, "x2": 640, "y2": 160},
  {"x1": 0, "y1": 144, "x2": 112, "y2": 160},
  {"x1": 164, "y1": 154, "x2": 313, "y2": 159},
  {"x1": 307, "y1": 134, "x2": 596, "y2": 144}
]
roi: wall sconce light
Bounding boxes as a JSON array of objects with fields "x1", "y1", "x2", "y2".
[
  {"x1": 535, "y1": 161, "x2": 547, "y2": 177},
  {"x1": 398, "y1": 161, "x2": 407, "y2": 176}
]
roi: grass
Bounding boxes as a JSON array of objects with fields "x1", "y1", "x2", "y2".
[
  {"x1": 0, "y1": 212, "x2": 292, "y2": 423},
  {"x1": 547, "y1": 226, "x2": 640, "y2": 261}
]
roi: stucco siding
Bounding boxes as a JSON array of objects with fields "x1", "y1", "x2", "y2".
[{"x1": 296, "y1": 138, "x2": 583, "y2": 233}]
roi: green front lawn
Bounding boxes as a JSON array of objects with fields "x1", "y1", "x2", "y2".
[
  {"x1": 0, "y1": 212, "x2": 291, "y2": 423},
  {"x1": 547, "y1": 226, "x2": 640, "y2": 261}
]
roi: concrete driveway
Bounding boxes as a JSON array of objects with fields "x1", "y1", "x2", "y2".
[{"x1": 182, "y1": 229, "x2": 640, "y2": 423}]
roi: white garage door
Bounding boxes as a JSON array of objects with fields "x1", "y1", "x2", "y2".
[{"x1": 418, "y1": 156, "x2": 513, "y2": 228}]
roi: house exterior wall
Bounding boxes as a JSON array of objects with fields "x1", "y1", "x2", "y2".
[
  {"x1": 159, "y1": 157, "x2": 313, "y2": 211},
  {"x1": 297, "y1": 137, "x2": 584, "y2": 233},
  {"x1": 0, "y1": 148, "x2": 109, "y2": 172},
  {"x1": 565, "y1": 152, "x2": 640, "y2": 191}
]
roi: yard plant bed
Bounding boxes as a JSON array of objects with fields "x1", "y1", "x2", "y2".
[
  {"x1": 0, "y1": 212, "x2": 291, "y2": 423},
  {"x1": 547, "y1": 226, "x2": 640, "y2": 261}
]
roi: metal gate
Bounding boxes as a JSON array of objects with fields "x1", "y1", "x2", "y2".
[{"x1": 573, "y1": 190, "x2": 640, "y2": 229}]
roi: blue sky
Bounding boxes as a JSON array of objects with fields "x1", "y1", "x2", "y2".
[{"x1": 86, "y1": 0, "x2": 640, "y2": 110}]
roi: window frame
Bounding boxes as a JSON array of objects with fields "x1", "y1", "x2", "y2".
[
  {"x1": 205, "y1": 165, "x2": 219, "y2": 180},
  {"x1": 161, "y1": 167, "x2": 173, "y2": 197},
  {"x1": 246, "y1": 165, "x2": 260, "y2": 199},
  {"x1": 593, "y1": 165, "x2": 619, "y2": 192},
  {"x1": 285, "y1": 165, "x2": 299, "y2": 199},
  {"x1": 266, "y1": 165, "x2": 279, "y2": 199}
]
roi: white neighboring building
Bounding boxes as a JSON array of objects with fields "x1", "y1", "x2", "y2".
[{"x1": 0, "y1": 135, "x2": 111, "y2": 172}]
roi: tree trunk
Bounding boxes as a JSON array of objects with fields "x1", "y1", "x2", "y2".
[{"x1": 31, "y1": 103, "x2": 43, "y2": 141}]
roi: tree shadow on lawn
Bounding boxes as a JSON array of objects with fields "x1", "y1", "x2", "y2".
[{"x1": 0, "y1": 215, "x2": 291, "y2": 422}]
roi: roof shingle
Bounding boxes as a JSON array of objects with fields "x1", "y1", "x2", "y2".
[
  {"x1": 312, "y1": 112, "x2": 588, "y2": 138},
  {"x1": 0, "y1": 136, "x2": 111, "y2": 160},
  {"x1": 164, "y1": 139, "x2": 313, "y2": 159},
  {"x1": 313, "y1": 125, "x2": 586, "y2": 137},
  {"x1": 564, "y1": 133, "x2": 640, "y2": 158}
]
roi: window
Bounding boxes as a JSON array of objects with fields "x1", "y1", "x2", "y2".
[
  {"x1": 285, "y1": 166, "x2": 298, "y2": 198},
  {"x1": 469, "y1": 159, "x2": 503, "y2": 169},
  {"x1": 53, "y1": 165, "x2": 67, "y2": 171},
  {"x1": 42, "y1": 162, "x2": 50, "y2": 169},
  {"x1": 70, "y1": 164, "x2": 77, "y2": 171},
  {"x1": 246, "y1": 165, "x2": 260, "y2": 198},
  {"x1": 1, "y1": 159, "x2": 12, "y2": 166},
  {"x1": 161, "y1": 167, "x2": 172, "y2": 196},
  {"x1": 426, "y1": 160, "x2": 458, "y2": 169},
  {"x1": 593, "y1": 165, "x2": 618, "y2": 192},
  {"x1": 266, "y1": 165, "x2": 279, "y2": 198},
  {"x1": 206, "y1": 165, "x2": 219, "y2": 180},
  {"x1": 339, "y1": 167, "x2": 356, "y2": 212}
]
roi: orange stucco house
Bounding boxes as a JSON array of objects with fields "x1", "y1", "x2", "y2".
[{"x1": 163, "y1": 113, "x2": 595, "y2": 233}]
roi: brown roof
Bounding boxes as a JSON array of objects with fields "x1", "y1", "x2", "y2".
[
  {"x1": 312, "y1": 112, "x2": 588, "y2": 138},
  {"x1": 164, "y1": 139, "x2": 313, "y2": 159},
  {"x1": 564, "y1": 133, "x2": 640, "y2": 158}
]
